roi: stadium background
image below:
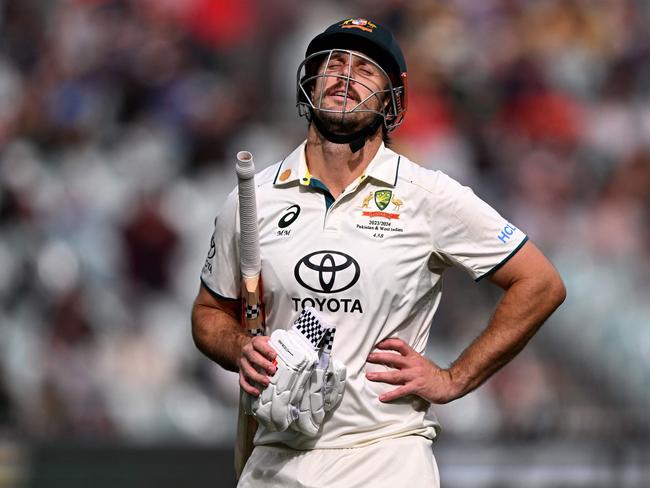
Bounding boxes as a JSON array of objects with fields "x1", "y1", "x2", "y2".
[{"x1": 0, "y1": 0, "x2": 648, "y2": 486}]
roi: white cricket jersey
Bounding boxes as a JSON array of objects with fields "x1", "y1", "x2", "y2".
[{"x1": 201, "y1": 141, "x2": 527, "y2": 450}]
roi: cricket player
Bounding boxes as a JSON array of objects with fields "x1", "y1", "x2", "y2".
[{"x1": 192, "y1": 18, "x2": 566, "y2": 488}]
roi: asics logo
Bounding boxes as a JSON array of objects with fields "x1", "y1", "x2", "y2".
[{"x1": 278, "y1": 205, "x2": 301, "y2": 228}]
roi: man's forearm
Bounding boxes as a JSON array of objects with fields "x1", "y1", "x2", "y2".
[
  {"x1": 448, "y1": 273, "x2": 566, "y2": 398},
  {"x1": 191, "y1": 299, "x2": 250, "y2": 372}
]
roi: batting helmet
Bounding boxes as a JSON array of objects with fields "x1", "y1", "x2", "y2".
[{"x1": 297, "y1": 18, "x2": 408, "y2": 134}]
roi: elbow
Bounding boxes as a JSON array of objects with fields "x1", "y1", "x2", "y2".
[
  {"x1": 527, "y1": 267, "x2": 566, "y2": 313},
  {"x1": 190, "y1": 303, "x2": 208, "y2": 353},
  {"x1": 547, "y1": 272, "x2": 567, "y2": 310},
  {"x1": 191, "y1": 319, "x2": 202, "y2": 351}
]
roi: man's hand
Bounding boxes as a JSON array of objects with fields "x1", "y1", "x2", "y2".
[
  {"x1": 365, "y1": 338, "x2": 462, "y2": 404},
  {"x1": 239, "y1": 335, "x2": 277, "y2": 397}
]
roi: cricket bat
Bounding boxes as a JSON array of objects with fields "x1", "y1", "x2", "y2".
[{"x1": 234, "y1": 150, "x2": 265, "y2": 478}]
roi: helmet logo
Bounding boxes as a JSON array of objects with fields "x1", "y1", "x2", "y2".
[{"x1": 340, "y1": 19, "x2": 377, "y2": 33}]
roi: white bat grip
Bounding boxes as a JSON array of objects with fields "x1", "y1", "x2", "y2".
[{"x1": 236, "y1": 151, "x2": 261, "y2": 278}]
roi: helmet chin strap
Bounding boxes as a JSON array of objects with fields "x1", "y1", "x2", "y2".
[{"x1": 311, "y1": 111, "x2": 382, "y2": 153}]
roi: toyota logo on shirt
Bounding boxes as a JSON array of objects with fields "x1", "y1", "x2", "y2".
[{"x1": 294, "y1": 251, "x2": 360, "y2": 293}]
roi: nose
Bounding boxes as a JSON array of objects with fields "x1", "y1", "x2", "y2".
[
  {"x1": 328, "y1": 60, "x2": 351, "y2": 77},
  {"x1": 330, "y1": 61, "x2": 358, "y2": 86}
]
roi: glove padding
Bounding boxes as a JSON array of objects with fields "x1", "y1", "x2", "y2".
[
  {"x1": 291, "y1": 351, "x2": 346, "y2": 436},
  {"x1": 322, "y1": 356, "x2": 346, "y2": 411},
  {"x1": 246, "y1": 309, "x2": 326, "y2": 432}
]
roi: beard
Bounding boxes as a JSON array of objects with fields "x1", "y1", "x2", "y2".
[{"x1": 311, "y1": 105, "x2": 382, "y2": 137}]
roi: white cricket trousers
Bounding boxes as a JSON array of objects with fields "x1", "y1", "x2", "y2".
[{"x1": 237, "y1": 435, "x2": 440, "y2": 488}]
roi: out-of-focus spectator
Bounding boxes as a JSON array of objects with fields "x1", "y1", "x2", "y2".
[{"x1": 122, "y1": 196, "x2": 179, "y2": 291}]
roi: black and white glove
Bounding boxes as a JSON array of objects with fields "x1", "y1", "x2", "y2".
[
  {"x1": 246, "y1": 308, "x2": 327, "y2": 432},
  {"x1": 291, "y1": 328, "x2": 347, "y2": 436}
]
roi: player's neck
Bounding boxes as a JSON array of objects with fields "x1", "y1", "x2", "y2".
[{"x1": 304, "y1": 125, "x2": 382, "y2": 199}]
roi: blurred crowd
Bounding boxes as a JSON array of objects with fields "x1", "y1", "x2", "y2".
[{"x1": 0, "y1": 0, "x2": 649, "y2": 446}]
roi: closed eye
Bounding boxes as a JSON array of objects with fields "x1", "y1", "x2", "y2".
[{"x1": 326, "y1": 62, "x2": 344, "y2": 71}]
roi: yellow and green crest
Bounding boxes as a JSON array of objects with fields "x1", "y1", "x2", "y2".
[{"x1": 374, "y1": 190, "x2": 392, "y2": 211}]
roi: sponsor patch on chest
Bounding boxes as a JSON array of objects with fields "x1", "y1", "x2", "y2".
[{"x1": 354, "y1": 189, "x2": 406, "y2": 239}]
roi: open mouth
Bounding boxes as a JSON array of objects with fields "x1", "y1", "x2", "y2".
[{"x1": 326, "y1": 88, "x2": 359, "y2": 102}]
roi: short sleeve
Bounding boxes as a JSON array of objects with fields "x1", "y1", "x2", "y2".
[
  {"x1": 200, "y1": 187, "x2": 240, "y2": 299},
  {"x1": 431, "y1": 175, "x2": 528, "y2": 281}
]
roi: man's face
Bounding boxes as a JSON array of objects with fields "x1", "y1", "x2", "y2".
[{"x1": 310, "y1": 50, "x2": 389, "y2": 135}]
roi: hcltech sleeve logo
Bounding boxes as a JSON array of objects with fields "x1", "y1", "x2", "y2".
[
  {"x1": 497, "y1": 223, "x2": 517, "y2": 243},
  {"x1": 203, "y1": 235, "x2": 216, "y2": 274},
  {"x1": 292, "y1": 251, "x2": 363, "y2": 313}
]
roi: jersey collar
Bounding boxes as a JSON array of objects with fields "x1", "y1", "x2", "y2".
[
  {"x1": 272, "y1": 141, "x2": 309, "y2": 186},
  {"x1": 272, "y1": 141, "x2": 401, "y2": 188},
  {"x1": 362, "y1": 143, "x2": 402, "y2": 187}
]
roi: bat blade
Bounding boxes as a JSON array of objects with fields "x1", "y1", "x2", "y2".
[{"x1": 235, "y1": 403, "x2": 258, "y2": 477}]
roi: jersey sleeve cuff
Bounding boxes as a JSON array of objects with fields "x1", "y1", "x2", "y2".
[
  {"x1": 474, "y1": 236, "x2": 529, "y2": 282},
  {"x1": 200, "y1": 276, "x2": 239, "y2": 301}
]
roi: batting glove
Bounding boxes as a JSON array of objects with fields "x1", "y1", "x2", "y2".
[
  {"x1": 292, "y1": 328, "x2": 347, "y2": 436},
  {"x1": 247, "y1": 308, "x2": 327, "y2": 432}
]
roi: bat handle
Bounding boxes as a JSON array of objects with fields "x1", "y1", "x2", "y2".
[
  {"x1": 241, "y1": 275, "x2": 265, "y2": 335},
  {"x1": 236, "y1": 151, "x2": 255, "y2": 179}
]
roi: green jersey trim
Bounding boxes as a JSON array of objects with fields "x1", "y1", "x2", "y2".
[{"x1": 475, "y1": 236, "x2": 529, "y2": 282}]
